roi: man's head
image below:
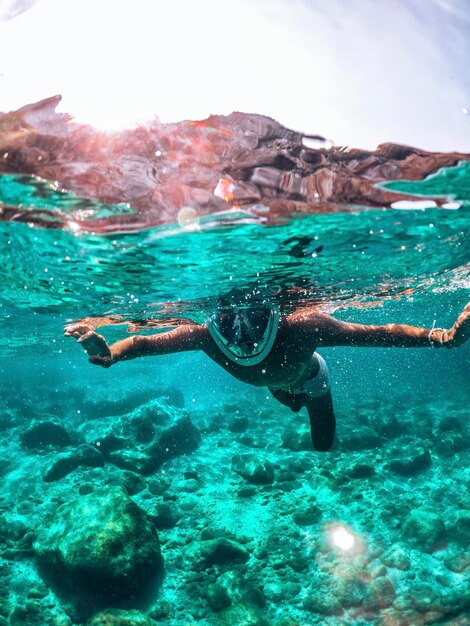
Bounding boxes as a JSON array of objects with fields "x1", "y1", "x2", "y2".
[{"x1": 207, "y1": 303, "x2": 280, "y2": 366}]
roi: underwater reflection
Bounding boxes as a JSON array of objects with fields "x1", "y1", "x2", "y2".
[{"x1": 1, "y1": 96, "x2": 469, "y2": 233}]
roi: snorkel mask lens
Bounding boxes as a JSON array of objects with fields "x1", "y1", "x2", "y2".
[{"x1": 207, "y1": 304, "x2": 280, "y2": 365}]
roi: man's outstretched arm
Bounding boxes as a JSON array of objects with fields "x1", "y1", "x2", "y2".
[
  {"x1": 290, "y1": 302, "x2": 470, "y2": 349},
  {"x1": 64, "y1": 323, "x2": 208, "y2": 367}
]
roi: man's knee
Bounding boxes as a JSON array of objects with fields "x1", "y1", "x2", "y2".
[{"x1": 270, "y1": 387, "x2": 304, "y2": 412}]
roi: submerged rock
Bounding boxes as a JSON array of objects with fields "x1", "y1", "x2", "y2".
[
  {"x1": 402, "y1": 508, "x2": 445, "y2": 552},
  {"x1": 87, "y1": 609, "x2": 157, "y2": 625},
  {"x1": 148, "y1": 502, "x2": 180, "y2": 530},
  {"x1": 107, "y1": 448, "x2": 156, "y2": 475},
  {"x1": 43, "y1": 444, "x2": 104, "y2": 482},
  {"x1": 442, "y1": 547, "x2": 470, "y2": 573},
  {"x1": 34, "y1": 486, "x2": 163, "y2": 602},
  {"x1": 281, "y1": 428, "x2": 312, "y2": 452},
  {"x1": 153, "y1": 415, "x2": 201, "y2": 459},
  {"x1": 341, "y1": 426, "x2": 381, "y2": 451},
  {"x1": 434, "y1": 432, "x2": 469, "y2": 456},
  {"x1": 79, "y1": 397, "x2": 200, "y2": 469},
  {"x1": 43, "y1": 453, "x2": 79, "y2": 482},
  {"x1": 206, "y1": 583, "x2": 232, "y2": 612},
  {"x1": 21, "y1": 420, "x2": 71, "y2": 450},
  {"x1": 84, "y1": 412, "x2": 201, "y2": 475},
  {"x1": 388, "y1": 446, "x2": 432, "y2": 476},
  {"x1": 117, "y1": 470, "x2": 146, "y2": 496},
  {"x1": 292, "y1": 506, "x2": 322, "y2": 527},
  {"x1": 186, "y1": 538, "x2": 249, "y2": 571},
  {"x1": 362, "y1": 576, "x2": 396, "y2": 610},
  {"x1": 0, "y1": 409, "x2": 14, "y2": 431},
  {"x1": 227, "y1": 416, "x2": 250, "y2": 433},
  {"x1": 93, "y1": 433, "x2": 127, "y2": 454},
  {"x1": 231, "y1": 454, "x2": 275, "y2": 485},
  {"x1": 450, "y1": 510, "x2": 470, "y2": 545},
  {"x1": 214, "y1": 604, "x2": 270, "y2": 626},
  {"x1": 372, "y1": 414, "x2": 403, "y2": 440},
  {"x1": 147, "y1": 476, "x2": 171, "y2": 496},
  {"x1": 302, "y1": 589, "x2": 342, "y2": 615},
  {"x1": 380, "y1": 545, "x2": 411, "y2": 570},
  {"x1": 333, "y1": 577, "x2": 367, "y2": 608}
]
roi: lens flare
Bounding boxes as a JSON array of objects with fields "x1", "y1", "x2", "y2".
[{"x1": 177, "y1": 206, "x2": 200, "y2": 231}]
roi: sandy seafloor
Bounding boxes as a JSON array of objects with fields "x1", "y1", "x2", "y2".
[{"x1": 0, "y1": 340, "x2": 469, "y2": 626}]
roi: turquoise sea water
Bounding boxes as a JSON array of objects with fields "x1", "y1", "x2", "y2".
[{"x1": 0, "y1": 109, "x2": 469, "y2": 625}]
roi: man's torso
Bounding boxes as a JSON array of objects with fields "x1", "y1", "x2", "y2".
[{"x1": 202, "y1": 316, "x2": 318, "y2": 387}]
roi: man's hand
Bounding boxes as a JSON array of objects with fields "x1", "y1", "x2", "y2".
[
  {"x1": 443, "y1": 302, "x2": 470, "y2": 348},
  {"x1": 64, "y1": 324, "x2": 113, "y2": 367}
]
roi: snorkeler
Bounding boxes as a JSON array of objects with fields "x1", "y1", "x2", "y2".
[{"x1": 64, "y1": 301, "x2": 470, "y2": 452}]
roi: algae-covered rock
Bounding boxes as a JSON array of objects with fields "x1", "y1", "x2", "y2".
[
  {"x1": 434, "y1": 433, "x2": 469, "y2": 456},
  {"x1": 34, "y1": 486, "x2": 163, "y2": 601},
  {"x1": 341, "y1": 426, "x2": 381, "y2": 451},
  {"x1": 43, "y1": 445, "x2": 104, "y2": 482},
  {"x1": 348, "y1": 462, "x2": 375, "y2": 478},
  {"x1": 450, "y1": 510, "x2": 470, "y2": 545},
  {"x1": 231, "y1": 454, "x2": 275, "y2": 485},
  {"x1": 206, "y1": 583, "x2": 232, "y2": 612},
  {"x1": 388, "y1": 446, "x2": 431, "y2": 476},
  {"x1": 362, "y1": 576, "x2": 396, "y2": 610},
  {"x1": 21, "y1": 420, "x2": 71, "y2": 450},
  {"x1": 302, "y1": 589, "x2": 342, "y2": 615},
  {"x1": 109, "y1": 415, "x2": 201, "y2": 474},
  {"x1": 148, "y1": 502, "x2": 180, "y2": 530},
  {"x1": 442, "y1": 546, "x2": 470, "y2": 573},
  {"x1": 372, "y1": 413, "x2": 403, "y2": 439},
  {"x1": 116, "y1": 470, "x2": 146, "y2": 496},
  {"x1": 214, "y1": 605, "x2": 270, "y2": 626},
  {"x1": 402, "y1": 508, "x2": 445, "y2": 552},
  {"x1": 292, "y1": 502, "x2": 322, "y2": 526},
  {"x1": 43, "y1": 452, "x2": 79, "y2": 482},
  {"x1": 156, "y1": 415, "x2": 201, "y2": 459},
  {"x1": 82, "y1": 406, "x2": 201, "y2": 475},
  {"x1": 87, "y1": 609, "x2": 157, "y2": 625},
  {"x1": 333, "y1": 577, "x2": 367, "y2": 608},
  {"x1": 186, "y1": 537, "x2": 249, "y2": 571},
  {"x1": 214, "y1": 570, "x2": 266, "y2": 611},
  {"x1": 281, "y1": 428, "x2": 312, "y2": 452},
  {"x1": 227, "y1": 415, "x2": 249, "y2": 433},
  {"x1": 107, "y1": 448, "x2": 156, "y2": 475},
  {"x1": 381, "y1": 544, "x2": 411, "y2": 570}
]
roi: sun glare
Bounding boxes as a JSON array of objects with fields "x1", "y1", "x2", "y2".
[
  {"x1": 0, "y1": 0, "x2": 334, "y2": 132},
  {"x1": 1, "y1": 0, "x2": 468, "y2": 149},
  {"x1": 330, "y1": 526, "x2": 355, "y2": 551}
]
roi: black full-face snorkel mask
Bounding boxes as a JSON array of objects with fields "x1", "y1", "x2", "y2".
[{"x1": 206, "y1": 304, "x2": 280, "y2": 366}]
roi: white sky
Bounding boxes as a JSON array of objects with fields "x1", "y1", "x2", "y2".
[{"x1": 0, "y1": 0, "x2": 469, "y2": 150}]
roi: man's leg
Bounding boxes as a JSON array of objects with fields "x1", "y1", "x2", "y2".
[
  {"x1": 269, "y1": 386, "x2": 336, "y2": 451},
  {"x1": 305, "y1": 389, "x2": 336, "y2": 452}
]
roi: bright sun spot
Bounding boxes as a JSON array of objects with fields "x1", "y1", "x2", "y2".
[
  {"x1": 0, "y1": 0, "x2": 333, "y2": 133},
  {"x1": 1, "y1": 0, "x2": 467, "y2": 149},
  {"x1": 330, "y1": 525, "x2": 355, "y2": 551}
]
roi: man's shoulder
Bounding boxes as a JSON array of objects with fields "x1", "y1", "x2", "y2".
[{"x1": 286, "y1": 309, "x2": 330, "y2": 326}]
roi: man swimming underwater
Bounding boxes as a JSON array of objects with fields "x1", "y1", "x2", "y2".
[{"x1": 65, "y1": 301, "x2": 470, "y2": 451}]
